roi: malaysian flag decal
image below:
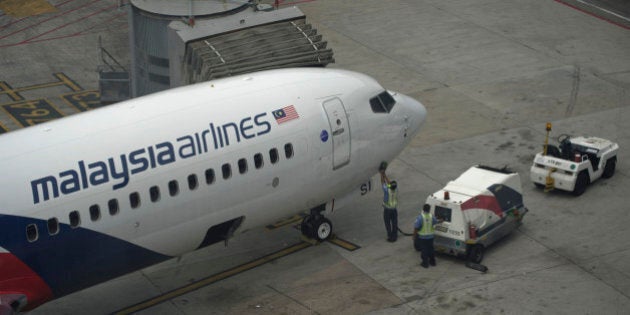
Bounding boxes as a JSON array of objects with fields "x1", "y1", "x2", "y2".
[{"x1": 272, "y1": 105, "x2": 299, "y2": 125}]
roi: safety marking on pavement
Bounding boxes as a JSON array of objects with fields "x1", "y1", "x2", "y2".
[
  {"x1": 0, "y1": 0, "x2": 56, "y2": 18},
  {"x1": 112, "y1": 241, "x2": 313, "y2": 315},
  {"x1": 61, "y1": 90, "x2": 104, "y2": 112},
  {"x1": 327, "y1": 236, "x2": 361, "y2": 251},
  {"x1": 1, "y1": 99, "x2": 64, "y2": 127},
  {"x1": 0, "y1": 73, "x2": 84, "y2": 102},
  {"x1": 0, "y1": 81, "x2": 23, "y2": 102},
  {"x1": 267, "y1": 213, "x2": 362, "y2": 251},
  {"x1": 0, "y1": 121, "x2": 7, "y2": 134},
  {"x1": 265, "y1": 213, "x2": 305, "y2": 230},
  {"x1": 554, "y1": 0, "x2": 630, "y2": 30},
  {"x1": 0, "y1": 73, "x2": 103, "y2": 131}
]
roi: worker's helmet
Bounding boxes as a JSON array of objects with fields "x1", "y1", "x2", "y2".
[{"x1": 390, "y1": 181, "x2": 397, "y2": 190}]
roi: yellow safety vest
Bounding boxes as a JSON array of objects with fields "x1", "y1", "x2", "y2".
[
  {"x1": 383, "y1": 185, "x2": 398, "y2": 209},
  {"x1": 418, "y1": 212, "x2": 434, "y2": 236}
]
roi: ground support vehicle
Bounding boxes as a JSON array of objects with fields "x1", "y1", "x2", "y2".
[
  {"x1": 530, "y1": 131, "x2": 618, "y2": 196},
  {"x1": 421, "y1": 165, "x2": 528, "y2": 264}
]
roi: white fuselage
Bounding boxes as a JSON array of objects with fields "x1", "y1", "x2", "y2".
[{"x1": 0, "y1": 68, "x2": 426, "y2": 311}]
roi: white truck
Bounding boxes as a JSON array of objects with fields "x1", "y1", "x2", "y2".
[
  {"x1": 420, "y1": 165, "x2": 527, "y2": 264},
  {"x1": 530, "y1": 129, "x2": 619, "y2": 196}
]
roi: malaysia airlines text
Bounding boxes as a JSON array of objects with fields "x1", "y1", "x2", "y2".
[{"x1": 30, "y1": 112, "x2": 272, "y2": 204}]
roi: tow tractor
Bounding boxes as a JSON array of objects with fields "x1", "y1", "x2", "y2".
[
  {"x1": 530, "y1": 123, "x2": 619, "y2": 196},
  {"x1": 419, "y1": 165, "x2": 528, "y2": 265}
]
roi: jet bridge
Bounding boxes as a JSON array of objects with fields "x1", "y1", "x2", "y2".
[
  {"x1": 168, "y1": 6, "x2": 334, "y2": 87},
  {"x1": 126, "y1": 1, "x2": 334, "y2": 98},
  {"x1": 182, "y1": 17, "x2": 333, "y2": 83}
]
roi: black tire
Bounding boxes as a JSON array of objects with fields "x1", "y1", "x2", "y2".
[
  {"x1": 602, "y1": 158, "x2": 616, "y2": 179},
  {"x1": 300, "y1": 215, "x2": 315, "y2": 238},
  {"x1": 534, "y1": 183, "x2": 545, "y2": 189},
  {"x1": 313, "y1": 217, "x2": 333, "y2": 241},
  {"x1": 572, "y1": 171, "x2": 589, "y2": 196},
  {"x1": 467, "y1": 244, "x2": 485, "y2": 264}
]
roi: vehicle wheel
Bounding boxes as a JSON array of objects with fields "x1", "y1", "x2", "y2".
[
  {"x1": 467, "y1": 245, "x2": 485, "y2": 264},
  {"x1": 602, "y1": 158, "x2": 616, "y2": 179},
  {"x1": 534, "y1": 183, "x2": 545, "y2": 189},
  {"x1": 313, "y1": 218, "x2": 333, "y2": 241},
  {"x1": 572, "y1": 172, "x2": 589, "y2": 196},
  {"x1": 300, "y1": 215, "x2": 315, "y2": 238}
]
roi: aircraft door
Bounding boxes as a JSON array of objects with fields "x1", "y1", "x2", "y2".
[{"x1": 323, "y1": 97, "x2": 351, "y2": 169}]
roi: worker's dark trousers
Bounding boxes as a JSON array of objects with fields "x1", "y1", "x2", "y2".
[
  {"x1": 383, "y1": 208, "x2": 398, "y2": 241},
  {"x1": 419, "y1": 237, "x2": 435, "y2": 265}
]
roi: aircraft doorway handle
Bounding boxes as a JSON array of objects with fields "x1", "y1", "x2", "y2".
[{"x1": 332, "y1": 128, "x2": 345, "y2": 136}]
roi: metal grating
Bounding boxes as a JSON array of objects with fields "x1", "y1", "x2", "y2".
[{"x1": 184, "y1": 17, "x2": 334, "y2": 83}]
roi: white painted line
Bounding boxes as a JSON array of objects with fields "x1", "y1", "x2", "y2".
[{"x1": 577, "y1": 0, "x2": 630, "y2": 22}]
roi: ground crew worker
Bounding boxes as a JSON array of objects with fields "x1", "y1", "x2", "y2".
[
  {"x1": 380, "y1": 169, "x2": 398, "y2": 242},
  {"x1": 414, "y1": 203, "x2": 438, "y2": 268}
]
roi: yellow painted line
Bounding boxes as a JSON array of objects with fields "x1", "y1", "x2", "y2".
[
  {"x1": 0, "y1": 0, "x2": 56, "y2": 18},
  {"x1": 328, "y1": 236, "x2": 361, "y2": 251},
  {"x1": 55, "y1": 73, "x2": 83, "y2": 92},
  {"x1": 0, "y1": 121, "x2": 7, "y2": 133},
  {"x1": 0, "y1": 82, "x2": 23, "y2": 101},
  {"x1": 3, "y1": 73, "x2": 82, "y2": 94},
  {"x1": 1, "y1": 98, "x2": 66, "y2": 127},
  {"x1": 61, "y1": 90, "x2": 101, "y2": 112},
  {"x1": 265, "y1": 214, "x2": 304, "y2": 230},
  {"x1": 114, "y1": 241, "x2": 313, "y2": 315}
]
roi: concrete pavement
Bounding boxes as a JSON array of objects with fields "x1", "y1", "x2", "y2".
[{"x1": 3, "y1": 0, "x2": 628, "y2": 313}]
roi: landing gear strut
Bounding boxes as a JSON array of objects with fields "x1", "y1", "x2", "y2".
[{"x1": 300, "y1": 205, "x2": 333, "y2": 241}]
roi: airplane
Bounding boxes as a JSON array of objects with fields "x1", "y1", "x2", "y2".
[{"x1": 0, "y1": 67, "x2": 426, "y2": 313}]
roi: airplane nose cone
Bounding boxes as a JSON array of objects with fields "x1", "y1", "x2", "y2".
[{"x1": 402, "y1": 94, "x2": 427, "y2": 138}]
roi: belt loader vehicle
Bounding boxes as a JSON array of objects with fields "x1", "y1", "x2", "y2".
[
  {"x1": 530, "y1": 123, "x2": 619, "y2": 196},
  {"x1": 421, "y1": 165, "x2": 527, "y2": 264}
]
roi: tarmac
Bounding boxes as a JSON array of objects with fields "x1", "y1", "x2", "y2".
[{"x1": 1, "y1": 0, "x2": 629, "y2": 314}]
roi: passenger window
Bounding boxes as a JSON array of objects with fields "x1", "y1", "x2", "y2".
[
  {"x1": 169, "y1": 180, "x2": 179, "y2": 196},
  {"x1": 150, "y1": 186, "x2": 160, "y2": 202},
  {"x1": 205, "y1": 169, "x2": 215, "y2": 185},
  {"x1": 130, "y1": 192, "x2": 141, "y2": 209},
  {"x1": 269, "y1": 148, "x2": 279, "y2": 164},
  {"x1": 284, "y1": 143, "x2": 294, "y2": 159},
  {"x1": 222, "y1": 163, "x2": 232, "y2": 179},
  {"x1": 69, "y1": 210, "x2": 81, "y2": 228},
  {"x1": 108, "y1": 199, "x2": 119, "y2": 216},
  {"x1": 47, "y1": 217, "x2": 59, "y2": 235},
  {"x1": 26, "y1": 224, "x2": 38, "y2": 242},
  {"x1": 188, "y1": 174, "x2": 198, "y2": 190},
  {"x1": 238, "y1": 158, "x2": 248, "y2": 174},
  {"x1": 254, "y1": 153, "x2": 264, "y2": 169},
  {"x1": 89, "y1": 204, "x2": 101, "y2": 221}
]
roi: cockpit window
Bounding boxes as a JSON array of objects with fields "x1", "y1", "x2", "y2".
[{"x1": 369, "y1": 91, "x2": 396, "y2": 113}]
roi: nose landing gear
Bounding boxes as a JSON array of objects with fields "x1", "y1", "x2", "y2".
[{"x1": 300, "y1": 205, "x2": 333, "y2": 241}]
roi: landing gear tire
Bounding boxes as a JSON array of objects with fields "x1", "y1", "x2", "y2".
[
  {"x1": 467, "y1": 244, "x2": 485, "y2": 264},
  {"x1": 313, "y1": 218, "x2": 333, "y2": 241},
  {"x1": 534, "y1": 183, "x2": 545, "y2": 189},
  {"x1": 602, "y1": 158, "x2": 616, "y2": 179},
  {"x1": 300, "y1": 215, "x2": 315, "y2": 239},
  {"x1": 301, "y1": 215, "x2": 333, "y2": 241},
  {"x1": 572, "y1": 172, "x2": 589, "y2": 196}
]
